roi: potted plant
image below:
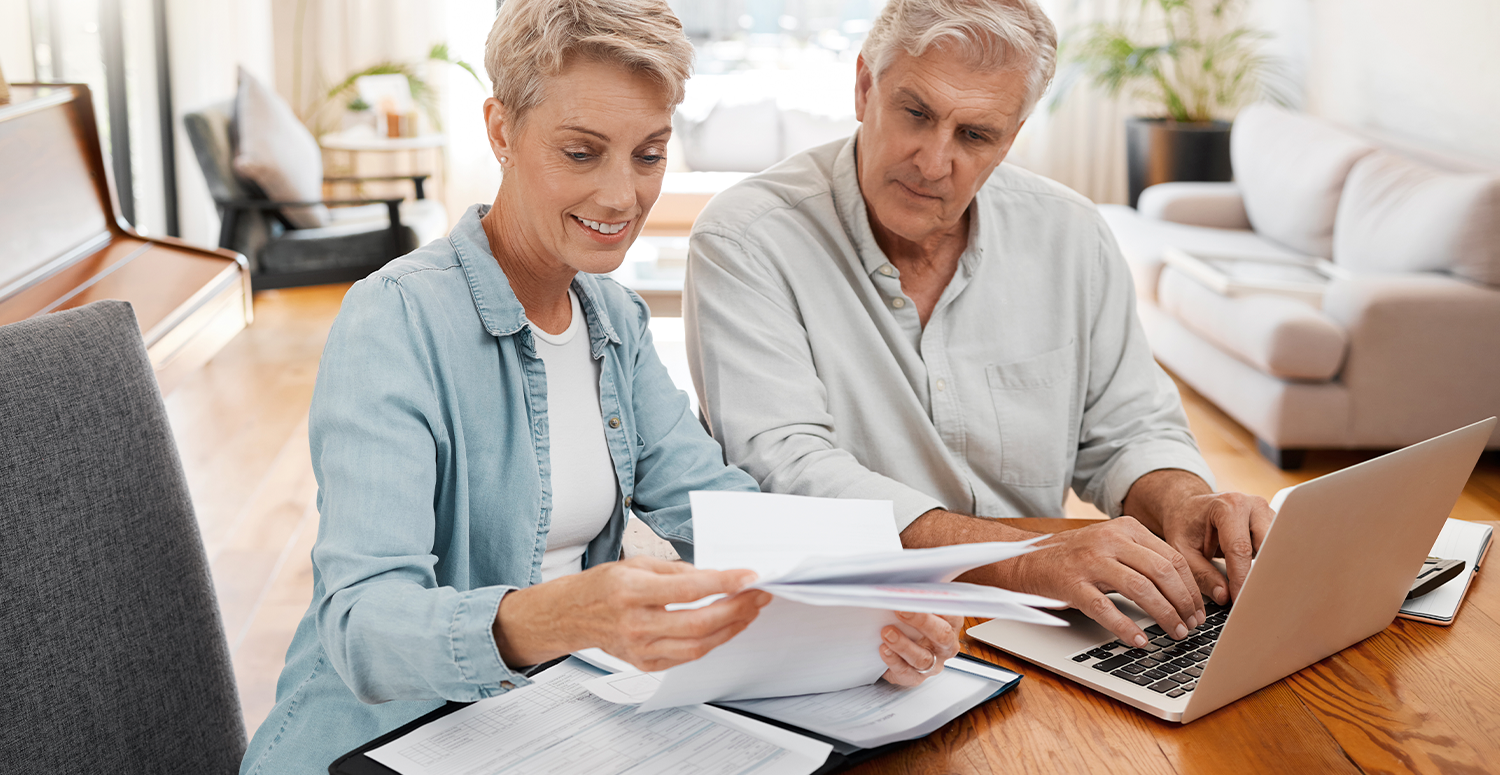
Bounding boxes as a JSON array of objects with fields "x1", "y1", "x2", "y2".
[{"x1": 1060, "y1": 0, "x2": 1286, "y2": 206}]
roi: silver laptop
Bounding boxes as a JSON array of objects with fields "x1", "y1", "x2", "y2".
[{"x1": 968, "y1": 417, "x2": 1496, "y2": 723}]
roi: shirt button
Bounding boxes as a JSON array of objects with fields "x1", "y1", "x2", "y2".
[
  {"x1": 879, "y1": 265, "x2": 894, "y2": 276},
  {"x1": 891, "y1": 297, "x2": 906, "y2": 309},
  {"x1": 608, "y1": 417, "x2": 621, "y2": 429},
  {"x1": 624, "y1": 496, "x2": 633, "y2": 509},
  {"x1": 936, "y1": 378, "x2": 947, "y2": 391},
  {"x1": 500, "y1": 681, "x2": 515, "y2": 690}
]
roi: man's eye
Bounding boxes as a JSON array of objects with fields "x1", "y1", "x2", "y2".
[
  {"x1": 965, "y1": 130, "x2": 986, "y2": 142},
  {"x1": 906, "y1": 109, "x2": 925, "y2": 119}
]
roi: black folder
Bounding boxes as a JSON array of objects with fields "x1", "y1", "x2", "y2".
[{"x1": 329, "y1": 652, "x2": 1020, "y2": 775}]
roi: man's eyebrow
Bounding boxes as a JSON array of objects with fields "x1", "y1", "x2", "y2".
[
  {"x1": 892, "y1": 88, "x2": 1002, "y2": 137},
  {"x1": 560, "y1": 125, "x2": 673, "y2": 142},
  {"x1": 894, "y1": 87, "x2": 934, "y2": 116}
]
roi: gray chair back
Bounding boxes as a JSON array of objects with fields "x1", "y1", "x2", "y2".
[
  {"x1": 183, "y1": 101, "x2": 278, "y2": 267},
  {"x1": 0, "y1": 301, "x2": 246, "y2": 774}
]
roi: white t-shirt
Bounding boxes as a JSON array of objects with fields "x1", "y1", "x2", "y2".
[{"x1": 528, "y1": 290, "x2": 618, "y2": 582}]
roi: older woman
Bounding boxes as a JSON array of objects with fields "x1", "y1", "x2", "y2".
[{"x1": 240, "y1": 1, "x2": 958, "y2": 772}]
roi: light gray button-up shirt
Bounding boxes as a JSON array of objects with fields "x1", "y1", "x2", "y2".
[{"x1": 685, "y1": 134, "x2": 1214, "y2": 530}]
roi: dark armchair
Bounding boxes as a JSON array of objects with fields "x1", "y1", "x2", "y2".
[{"x1": 184, "y1": 101, "x2": 448, "y2": 290}]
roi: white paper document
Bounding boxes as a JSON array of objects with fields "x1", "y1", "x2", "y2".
[
  {"x1": 721, "y1": 656, "x2": 1019, "y2": 749},
  {"x1": 1400, "y1": 518, "x2": 1493, "y2": 624},
  {"x1": 585, "y1": 492, "x2": 1060, "y2": 711},
  {"x1": 365, "y1": 658, "x2": 830, "y2": 775},
  {"x1": 578, "y1": 648, "x2": 1020, "y2": 750}
]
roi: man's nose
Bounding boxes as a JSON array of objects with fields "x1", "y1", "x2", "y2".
[{"x1": 912, "y1": 136, "x2": 954, "y2": 181}]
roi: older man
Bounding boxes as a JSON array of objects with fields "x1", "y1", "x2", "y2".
[{"x1": 684, "y1": 0, "x2": 1273, "y2": 649}]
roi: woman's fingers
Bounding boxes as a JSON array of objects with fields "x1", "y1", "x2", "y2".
[
  {"x1": 877, "y1": 613, "x2": 960, "y2": 686},
  {"x1": 620, "y1": 560, "x2": 759, "y2": 606}
]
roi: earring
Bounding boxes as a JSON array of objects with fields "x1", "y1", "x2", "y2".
[{"x1": 500, "y1": 155, "x2": 508, "y2": 164}]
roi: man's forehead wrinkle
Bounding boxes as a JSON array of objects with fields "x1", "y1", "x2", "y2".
[{"x1": 888, "y1": 74, "x2": 1020, "y2": 132}]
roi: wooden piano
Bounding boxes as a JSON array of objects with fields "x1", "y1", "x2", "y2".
[{"x1": 0, "y1": 84, "x2": 251, "y2": 394}]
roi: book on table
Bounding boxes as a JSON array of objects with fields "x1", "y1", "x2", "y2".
[{"x1": 1399, "y1": 518, "x2": 1493, "y2": 625}]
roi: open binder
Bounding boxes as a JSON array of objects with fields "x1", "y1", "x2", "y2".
[{"x1": 330, "y1": 653, "x2": 1021, "y2": 775}]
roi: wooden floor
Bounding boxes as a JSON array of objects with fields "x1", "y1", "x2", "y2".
[{"x1": 164, "y1": 282, "x2": 1500, "y2": 739}]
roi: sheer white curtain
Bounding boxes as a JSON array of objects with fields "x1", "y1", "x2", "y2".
[
  {"x1": 1006, "y1": 0, "x2": 1131, "y2": 205},
  {"x1": 272, "y1": 0, "x2": 498, "y2": 226}
]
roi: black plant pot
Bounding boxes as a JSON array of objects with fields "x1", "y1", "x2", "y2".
[{"x1": 1125, "y1": 117, "x2": 1234, "y2": 208}]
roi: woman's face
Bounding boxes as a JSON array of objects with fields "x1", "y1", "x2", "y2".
[{"x1": 486, "y1": 58, "x2": 674, "y2": 276}]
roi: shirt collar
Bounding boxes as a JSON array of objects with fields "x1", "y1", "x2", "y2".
[
  {"x1": 829, "y1": 130, "x2": 988, "y2": 279},
  {"x1": 449, "y1": 203, "x2": 620, "y2": 349}
]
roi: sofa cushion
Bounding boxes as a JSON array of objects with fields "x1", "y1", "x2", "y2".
[
  {"x1": 675, "y1": 96, "x2": 782, "y2": 173},
  {"x1": 1334, "y1": 151, "x2": 1500, "y2": 286},
  {"x1": 1099, "y1": 204, "x2": 1305, "y2": 304},
  {"x1": 232, "y1": 66, "x2": 327, "y2": 229},
  {"x1": 1231, "y1": 104, "x2": 1375, "y2": 258},
  {"x1": 1157, "y1": 267, "x2": 1349, "y2": 381}
]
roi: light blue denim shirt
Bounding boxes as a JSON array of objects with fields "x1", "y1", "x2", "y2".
[{"x1": 241, "y1": 204, "x2": 758, "y2": 775}]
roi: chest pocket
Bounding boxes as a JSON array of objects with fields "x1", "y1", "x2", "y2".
[{"x1": 986, "y1": 341, "x2": 1077, "y2": 487}]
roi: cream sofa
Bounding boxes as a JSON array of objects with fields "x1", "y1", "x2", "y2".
[{"x1": 1101, "y1": 104, "x2": 1500, "y2": 467}]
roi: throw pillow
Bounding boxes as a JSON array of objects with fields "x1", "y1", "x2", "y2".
[
  {"x1": 1231, "y1": 104, "x2": 1375, "y2": 258},
  {"x1": 232, "y1": 67, "x2": 327, "y2": 229},
  {"x1": 1334, "y1": 151, "x2": 1500, "y2": 286}
]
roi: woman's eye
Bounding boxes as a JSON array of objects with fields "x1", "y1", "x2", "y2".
[
  {"x1": 567, "y1": 151, "x2": 593, "y2": 162},
  {"x1": 638, "y1": 154, "x2": 663, "y2": 165}
]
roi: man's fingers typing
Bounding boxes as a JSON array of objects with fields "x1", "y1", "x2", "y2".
[
  {"x1": 1180, "y1": 545, "x2": 1231, "y2": 606},
  {"x1": 1212, "y1": 503, "x2": 1257, "y2": 601},
  {"x1": 1119, "y1": 541, "x2": 1203, "y2": 629},
  {"x1": 1074, "y1": 586, "x2": 1151, "y2": 648}
]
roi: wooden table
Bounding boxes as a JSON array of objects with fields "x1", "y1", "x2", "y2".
[{"x1": 852, "y1": 518, "x2": 1500, "y2": 775}]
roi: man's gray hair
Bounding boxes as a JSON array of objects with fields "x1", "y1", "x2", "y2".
[
  {"x1": 861, "y1": 0, "x2": 1058, "y2": 119},
  {"x1": 484, "y1": 0, "x2": 694, "y2": 126}
]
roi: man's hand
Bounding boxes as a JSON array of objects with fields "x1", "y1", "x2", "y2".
[
  {"x1": 903, "y1": 510, "x2": 1204, "y2": 648},
  {"x1": 1123, "y1": 470, "x2": 1275, "y2": 605},
  {"x1": 1004, "y1": 518, "x2": 1205, "y2": 648},
  {"x1": 493, "y1": 557, "x2": 773, "y2": 672},
  {"x1": 878, "y1": 612, "x2": 962, "y2": 686}
]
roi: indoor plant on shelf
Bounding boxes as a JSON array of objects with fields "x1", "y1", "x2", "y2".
[{"x1": 1061, "y1": 0, "x2": 1286, "y2": 206}]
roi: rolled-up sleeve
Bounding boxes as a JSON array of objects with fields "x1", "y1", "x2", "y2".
[
  {"x1": 686, "y1": 229, "x2": 944, "y2": 531},
  {"x1": 1072, "y1": 221, "x2": 1217, "y2": 516},
  {"x1": 309, "y1": 278, "x2": 528, "y2": 704}
]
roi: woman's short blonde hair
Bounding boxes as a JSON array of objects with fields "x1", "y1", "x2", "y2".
[
  {"x1": 484, "y1": 0, "x2": 694, "y2": 126},
  {"x1": 862, "y1": 0, "x2": 1057, "y2": 119}
]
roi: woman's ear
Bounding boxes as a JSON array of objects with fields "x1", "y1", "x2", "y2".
[{"x1": 484, "y1": 97, "x2": 513, "y2": 166}]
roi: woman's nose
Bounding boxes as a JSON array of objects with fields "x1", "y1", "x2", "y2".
[{"x1": 595, "y1": 159, "x2": 638, "y2": 213}]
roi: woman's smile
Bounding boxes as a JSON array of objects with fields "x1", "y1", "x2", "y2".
[{"x1": 571, "y1": 214, "x2": 631, "y2": 239}]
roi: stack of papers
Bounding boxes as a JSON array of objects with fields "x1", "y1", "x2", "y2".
[
  {"x1": 367, "y1": 659, "x2": 831, "y2": 775},
  {"x1": 583, "y1": 492, "x2": 1062, "y2": 710},
  {"x1": 578, "y1": 648, "x2": 1021, "y2": 750}
]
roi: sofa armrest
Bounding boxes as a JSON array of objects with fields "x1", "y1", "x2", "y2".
[
  {"x1": 1322, "y1": 273, "x2": 1500, "y2": 444},
  {"x1": 1137, "y1": 182, "x2": 1251, "y2": 230}
]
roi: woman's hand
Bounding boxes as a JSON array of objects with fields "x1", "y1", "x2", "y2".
[
  {"x1": 493, "y1": 556, "x2": 772, "y2": 672},
  {"x1": 878, "y1": 612, "x2": 962, "y2": 686}
]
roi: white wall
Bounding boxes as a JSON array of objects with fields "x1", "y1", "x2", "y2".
[
  {"x1": 168, "y1": 0, "x2": 275, "y2": 248},
  {"x1": 1253, "y1": 0, "x2": 1500, "y2": 164}
]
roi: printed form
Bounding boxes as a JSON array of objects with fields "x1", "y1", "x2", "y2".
[
  {"x1": 584, "y1": 492, "x2": 1059, "y2": 711},
  {"x1": 366, "y1": 659, "x2": 829, "y2": 775}
]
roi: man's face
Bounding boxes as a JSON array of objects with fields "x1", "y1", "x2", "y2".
[{"x1": 854, "y1": 46, "x2": 1031, "y2": 247}]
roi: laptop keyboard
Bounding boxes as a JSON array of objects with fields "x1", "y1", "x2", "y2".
[{"x1": 1068, "y1": 602, "x2": 1231, "y2": 699}]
